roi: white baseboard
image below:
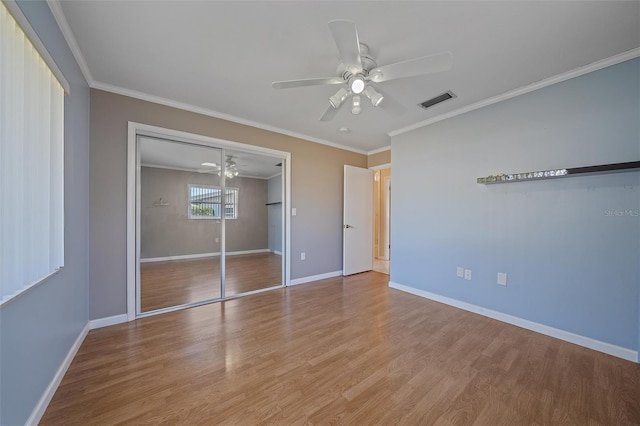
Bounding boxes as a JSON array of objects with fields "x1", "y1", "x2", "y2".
[
  {"x1": 272, "y1": 250, "x2": 282, "y2": 255},
  {"x1": 289, "y1": 270, "x2": 343, "y2": 286},
  {"x1": 140, "y1": 249, "x2": 270, "y2": 263},
  {"x1": 389, "y1": 281, "x2": 638, "y2": 363},
  {"x1": 89, "y1": 313, "x2": 129, "y2": 329},
  {"x1": 26, "y1": 322, "x2": 90, "y2": 426}
]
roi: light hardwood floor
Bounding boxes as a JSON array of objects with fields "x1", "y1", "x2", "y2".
[
  {"x1": 140, "y1": 253, "x2": 282, "y2": 312},
  {"x1": 42, "y1": 272, "x2": 640, "y2": 425}
]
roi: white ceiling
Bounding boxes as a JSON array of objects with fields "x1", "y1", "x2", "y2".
[
  {"x1": 58, "y1": 1, "x2": 640, "y2": 153},
  {"x1": 139, "y1": 137, "x2": 283, "y2": 179}
]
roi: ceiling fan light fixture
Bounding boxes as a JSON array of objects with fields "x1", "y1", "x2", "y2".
[
  {"x1": 349, "y1": 76, "x2": 365, "y2": 94},
  {"x1": 363, "y1": 85, "x2": 384, "y2": 107},
  {"x1": 352, "y1": 95, "x2": 362, "y2": 114},
  {"x1": 329, "y1": 87, "x2": 349, "y2": 108}
]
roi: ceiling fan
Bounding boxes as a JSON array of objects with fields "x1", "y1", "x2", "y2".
[
  {"x1": 272, "y1": 19, "x2": 453, "y2": 121},
  {"x1": 197, "y1": 156, "x2": 240, "y2": 179}
]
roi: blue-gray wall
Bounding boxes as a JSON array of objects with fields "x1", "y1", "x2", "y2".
[
  {"x1": 391, "y1": 58, "x2": 639, "y2": 353},
  {"x1": 0, "y1": 1, "x2": 90, "y2": 424},
  {"x1": 268, "y1": 174, "x2": 283, "y2": 253}
]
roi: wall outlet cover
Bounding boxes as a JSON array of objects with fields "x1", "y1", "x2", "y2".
[
  {"x1": 464, "y1": 269, "x2": 472, "y2": 280},
  {"x1": 497, "y1": 272, "x2": 507, "y2": 286},
  {"x1": 456, "y1": 267, "x2": 464, "y2": 277}
]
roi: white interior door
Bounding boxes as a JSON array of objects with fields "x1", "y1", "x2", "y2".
[{"x1": 343, "y1": 165, "x2": 373, "y2": 275}]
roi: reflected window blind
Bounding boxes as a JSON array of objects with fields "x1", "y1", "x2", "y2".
[
  {"x1": 0, "y1": 2, "x2": 65, "y2": 304},
  {"x1": 188, "y1": 185, "x2": 238, "y2": 219}
]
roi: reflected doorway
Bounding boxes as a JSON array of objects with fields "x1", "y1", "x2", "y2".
[{"x1": 373, "y1": 167, "x2": 390, "y2": 275}]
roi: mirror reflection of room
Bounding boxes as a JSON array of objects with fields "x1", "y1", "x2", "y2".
[{"x1": 138, "y1": 138, "x2": 283, "y2": 313}]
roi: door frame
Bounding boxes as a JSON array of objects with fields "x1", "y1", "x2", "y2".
[
  {"x1": 126, "y1": 122, "x2": 291, "y2": 321},
  {"x1": 382, "y1": 175, "x2": 391, "y2": 260},
  {"x1": 369, "y1": 163, "x2": 391, "y2": 263}
]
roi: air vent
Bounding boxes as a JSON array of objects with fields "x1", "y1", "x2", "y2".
[{"x1": 419, "y1": 91, "x2": 456, "y2": 110}]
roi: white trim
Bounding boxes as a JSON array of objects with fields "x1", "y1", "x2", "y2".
[
  {"x1": 46, "y1": 0, "x2": 92, "y2": 86},
  {"x1": 284, "y1": 153, "x2": 291, "y2": 287},
  {"x1": 367, "y1": 146, "x2": 391, "y2": 155},
  {"x1": 3, "y1": 0, "x2": 70, "y2": 93},
  {"x1": 369, "y1": 163, "x2": 391, "y2": 171},
  {"x1": 389, "y1": 48, "x2": 640, "y2": 137},
  {"x1": 0, "y1": 268, "x2": 61, "y2": 307},
  {"x1": 140, "y1": 249, "x2": 270, "y2": 263},
  {"x1": 389, "y1": 281, "x2": 639, "y2": 363},
  {"x1": 127, "y1": 125, "x2": 137, "y2": 321},
  {"x1": 89, "y1": 314, "x2": 128, "y2": 329},
  {"x1": 97, "y1": 82, "x2": 367, "y2": 155},
  {"x1": 272, "y1": 250, "x2": 283, "y2": 255},
  {"x1": 289, "y1": 270, "x2": 343, "y2": 286},
  {"x1": 25, "y1": 322, "x2": 90, "y2": 426}
]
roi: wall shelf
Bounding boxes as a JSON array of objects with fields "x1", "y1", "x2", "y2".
[{"x1": 477, "y1": 161, "x2": 640, "y2": 184}]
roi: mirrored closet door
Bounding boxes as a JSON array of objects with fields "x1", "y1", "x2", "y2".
[{"x1": 136, "y1": 135, "x2": 285, "y2": 316}]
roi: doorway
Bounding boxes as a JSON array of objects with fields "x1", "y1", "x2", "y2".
[
  {"x1": 373, "y1": 167, "x2": 390, "y2": 275},
  {"x1": 127, "y1": 123, "x2": 291, "y2": 319}
]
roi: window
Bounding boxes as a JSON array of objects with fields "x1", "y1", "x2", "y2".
[
  {"x1": 0, "y1": 1, "x2": 68, "y2": 304},
  {"x1": 188, "y1": 185, "x2": 238, "y2": 219}
]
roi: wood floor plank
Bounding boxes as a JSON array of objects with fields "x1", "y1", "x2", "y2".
[
  {"x1": 140, "y1": 253, "x2": 282, "y2": 312},
  {"x1": 41, "y1": 272, "x2": 640, "y2": 425}
]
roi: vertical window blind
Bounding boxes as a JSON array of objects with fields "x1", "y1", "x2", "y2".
[{"x1": 0, "y1": 2, "x2": 66, "y2": 304}]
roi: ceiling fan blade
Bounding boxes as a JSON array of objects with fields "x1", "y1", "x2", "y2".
[
  {"x1": 377, "y1": 89, "x2": 407, "y2": 117},
  {"x1": 272, "y1": 77, "x2": 344, "y2": 90},
  {"x1": 197, "y1": 168, "x2": 218, "y2": 174},
  {"x1": 319, "y1": 102, "x2": 343, "y2": 122},
  {"x1": 369, "y1": 51, "x2": 453, "y2": 83},
  {"x1": 328, "y1": 20, "x2": 362, "y2": 74}
]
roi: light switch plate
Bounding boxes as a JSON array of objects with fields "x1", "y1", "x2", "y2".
[
  {"x1": 464, "y1": 269, "x2": 472, "y2": 280},
  {"x1": 292, "y1": 208, "x2": 297, "y2": 216},
  {"x1": 456, "y1": 267, "x2": 464, "y2": 277}
]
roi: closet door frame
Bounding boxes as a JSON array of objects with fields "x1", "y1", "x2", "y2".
[{"x1": 126, "y1": 122, "x2": 291, "y2": 320}]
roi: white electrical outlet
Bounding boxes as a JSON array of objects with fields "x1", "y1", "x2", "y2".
[
  {"x1": 292, "y1": 207, "x2": 297, "y2": 216},
  {"x1": 300, "y1": 252, "x2": 306, "y2": 261},
  {"x1": 497, "y1": 272, "x2": 507, "y2": 286},
  {"x1": 456, "y1": 267, "x2": 464, "y2": 278},
  {"x1": 464, "y1": 269, "x2": 472, "y2": 280}
]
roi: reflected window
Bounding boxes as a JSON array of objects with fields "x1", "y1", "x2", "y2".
[{"x1": 188, "y1": 184, "x2": 238, "y2": 219}]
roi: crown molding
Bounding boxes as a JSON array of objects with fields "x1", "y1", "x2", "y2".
[
  {"x1": 389, "y1": 48, "x2": 640, "y2": 137},
  {"x1": 46, "y1": 0, "x2": 93, "y2": 86},
  {"x1": 366, "y1": 146, "x2": 391, "y2": 155},
  {"x1": 92, "y1": 81, "x2": 368, "y2": 155}
]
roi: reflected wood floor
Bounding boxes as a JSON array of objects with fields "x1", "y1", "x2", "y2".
[
  {"x1": 140, "y1": 253, "x2": 282, "y2": 312},
  {"x1": 42, "y1": 272, "x2": 640, "y2": 425}
]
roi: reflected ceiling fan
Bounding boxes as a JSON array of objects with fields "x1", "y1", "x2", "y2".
[
  {"x1": 197, "y1": 156, "x2": 240, "y2": 179},
  {"x1": 272, "y1": 19, "x2": 453, "y2": 121}
]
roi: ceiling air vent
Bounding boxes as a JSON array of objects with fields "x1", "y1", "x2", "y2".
[{"x1": 419, "y1": 91, "x2": 456, "y2": 110}]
